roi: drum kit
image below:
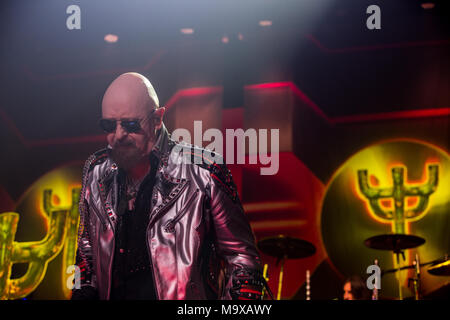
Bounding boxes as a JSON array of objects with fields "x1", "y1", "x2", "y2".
[{"x1": 257, "y1": 233, "x2": 449, "y2": 300}]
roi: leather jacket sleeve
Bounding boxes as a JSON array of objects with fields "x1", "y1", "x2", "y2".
[
  {"x1": 208, "y1": 163, "x2": 264, "y2": 300},
  {"x1": 71, "y1": 151, "x2": 110, "y2": 300},
  {"x1": 71, "y1": 186, "x2": 99, "y2": 300}
]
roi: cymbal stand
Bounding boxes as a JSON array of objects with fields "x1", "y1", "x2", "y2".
[
  {"x1": 372, "y1": 259, "x2": 379, "y2": 300},
  {"x1": 408, "y1": 254, "x2": 421, "y2": 300},
  {"x1": 394, "y1": 250, "x2": 406, "y2": 300},
  {"x1": 262, "y1": 264, "x2": 269, "y2": 299},
  {"x1": 276, "y1": 254, "x2": 287, "y2": 300},
  {"x1": 306, "y1": 270, "x2": 311, "y2": 300}
]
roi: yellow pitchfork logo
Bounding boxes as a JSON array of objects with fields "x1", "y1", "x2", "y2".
[
  {"x1": 0, "y1": 188, "x2": 80, "y2": 300},
  {"x1": 357, "y1": 164, "x2": 438, "y2": 235}
]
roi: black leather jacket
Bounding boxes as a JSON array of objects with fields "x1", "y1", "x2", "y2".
[{"x1": 72, "y1": 125, "x2": 263, "y2": 300}]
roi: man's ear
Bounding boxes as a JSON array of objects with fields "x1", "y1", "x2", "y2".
[{"x1": 153, "y1": 107, "x2": 165, "y2": 130}]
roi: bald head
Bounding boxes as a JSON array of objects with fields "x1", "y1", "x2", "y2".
[
  {"x1": 102, "y1": 72, "x2": 159, "y2": 119},
  {"x1": 101, "y1": 73, "x2": 165, "y2": 173}
]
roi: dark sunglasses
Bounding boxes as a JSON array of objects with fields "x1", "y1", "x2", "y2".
[
  {"x1": 99, "y1": 118, "x2": 142, "y2": 133},
  {"x1": 99, "y1": 111, "x2": 155, "y2": 134}
]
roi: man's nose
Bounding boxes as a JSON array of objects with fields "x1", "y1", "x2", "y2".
[{"x1": 114, "y1": 122, "x2": 128, "y2": 140}]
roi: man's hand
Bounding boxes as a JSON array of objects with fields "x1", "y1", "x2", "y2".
[{"x1": 230, "y1": 269, "x2": 264, "y2": 300}]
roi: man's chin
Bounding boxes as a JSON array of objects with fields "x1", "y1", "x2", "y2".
[{"x1": 110, "y1": 148, "x2": 145, "y2": 171}]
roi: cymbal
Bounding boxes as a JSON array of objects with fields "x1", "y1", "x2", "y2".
[
  {"x1": 257, "y1": 235, "x2": 316, "y2": 259},
  {"x1": 381, "y1": 257, "x2": 442, "y2": 276},
  {"x1": 428, "y1": 260, "x2": 450, "y2": 276},
  {"x1": 364, "y1": 234, "x2": 425, "y2": 252}
]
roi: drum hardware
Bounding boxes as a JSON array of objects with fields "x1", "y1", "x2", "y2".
[
  {"x1": 276, "y1": 254, "x2": 287, "y2": 300},
  {"x1": 257, "y1": 235, "x2": 316, "y2": 300},
  {"x1": 371, "y1": 259, "x2": 379, "y2": 300},
  {"x1": 261, "y1": 264, "x2": 269, "y2": 299},
  {"x1": 381, "y1": 256, "x2": 448, "y2": 276},
  {"x1": 364, "y1": 234, "x2": 425, "y2": 253},
  {"x1": 407, "y1": 254, "x2": 421, "y2": 300},
  {"x1": 364, "y1": 234, "x2": 425, "y2": 300},
  {"x1": 427, "y1": 257, "x2": 450, "y2": 276},
  {"x1": 306, "y1": 270, "x2": 311, "y2": 300}
]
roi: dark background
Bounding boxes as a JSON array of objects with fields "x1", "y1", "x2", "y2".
[{"x1": 1, "y1": 0, "x2": 449, "y2": 201}]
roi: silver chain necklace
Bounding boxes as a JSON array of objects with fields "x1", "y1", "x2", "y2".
[{"x1": 126, "y1": 175, "x2": 145, "y2": 201}]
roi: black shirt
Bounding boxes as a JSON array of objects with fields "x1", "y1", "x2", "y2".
[{"x1": 110, "y1": 154, "x2": 159, "y2": 300}]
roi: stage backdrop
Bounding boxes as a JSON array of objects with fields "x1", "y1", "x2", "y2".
[{"x1": 0, "y1": 83, "x2": 449, "y2": 300}]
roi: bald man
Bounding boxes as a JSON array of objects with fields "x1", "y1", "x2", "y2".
[{"x1": 72, "y1": 73, "x2": 265, "y2": 300}]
